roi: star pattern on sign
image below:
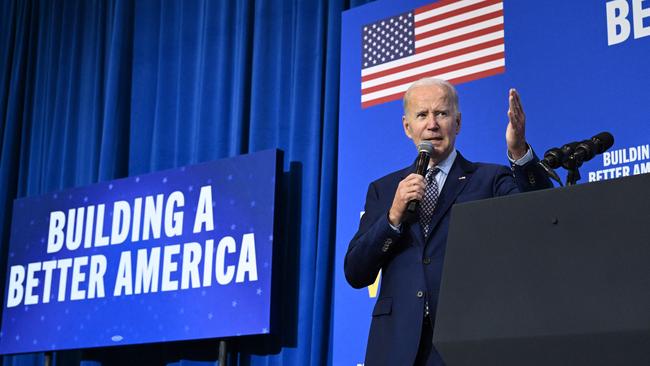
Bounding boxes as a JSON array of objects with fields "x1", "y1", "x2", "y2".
[
  {"x1": 3, "y1": 157, "x2": 276, "y2": 353},
  {"x1": 362, "y1": 12, "x2": 415, "y2": 69}
]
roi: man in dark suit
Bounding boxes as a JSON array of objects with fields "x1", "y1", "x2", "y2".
[{"x1": 344, "y1": 78, "x2": 552, "y2": 366}]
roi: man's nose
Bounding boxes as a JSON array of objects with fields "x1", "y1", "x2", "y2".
[{"x1": 426, "y1": 114, "x2": 439, "y2": 129}]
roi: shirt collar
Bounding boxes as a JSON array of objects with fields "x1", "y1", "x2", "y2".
[{"x1": 430, "y1": 149, "x2": 456, "y2": 176}]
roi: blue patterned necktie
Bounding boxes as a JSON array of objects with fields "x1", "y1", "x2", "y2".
[{"x1": 419, "y1": 167, "x2": 440, "y2": 238}]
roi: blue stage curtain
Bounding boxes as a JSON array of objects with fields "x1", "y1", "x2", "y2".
[{"x1": 0, "y1": 0, "x2": 372, "y2": 365}]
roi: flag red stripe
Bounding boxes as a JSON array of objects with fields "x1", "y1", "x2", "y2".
[
  {"x1": 414, "y1": 0, "x2": 465, "y2": 15},
  {"x1": 445, "y1": 65, "x2": 505, "y2": 84},
  {"x1": 362, "y1": 38, "x2": 503, "y2": 83},
  {"x1": 415, "y1": 0, "x2": 502, "y2": 28},
  {"x1": 415, "y1": 9, "x2": 503, "y2": 41},
  {"x1": 361, "y1": 52, "x2": 504, "y2": 94},
  {"x1": 361, "y1": 66, "x2": 505, "y2": 109},
  {"x1": 416, "y1": 23, "x2": 503, "y2": 54}
]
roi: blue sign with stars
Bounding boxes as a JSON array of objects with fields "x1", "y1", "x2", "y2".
[{"x1": 0, "y1": 150, "x2": 279, "y2": 354}]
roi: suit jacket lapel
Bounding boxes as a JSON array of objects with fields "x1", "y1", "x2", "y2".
[
  {"x1": 424, "y1": 153, "x2": 476, "y2": 244},
  {"x1": 397, "y1": 153, "x2": 476, "y2": 247}
]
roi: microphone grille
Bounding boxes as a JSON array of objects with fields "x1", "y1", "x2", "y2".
[
  {"x1": 593, "y1": 132, "x2": 614, "y2": 153},
  {"x1": 418, "y1": 141, "x2": 434, "y2": 155}
]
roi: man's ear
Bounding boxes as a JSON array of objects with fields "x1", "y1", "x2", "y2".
[
  {"x1": 402, "y1": 115, "x2": 413, "y2": 139},
  {"x1": 455, "y1": 112, "x2": 462, "y2": 134}
]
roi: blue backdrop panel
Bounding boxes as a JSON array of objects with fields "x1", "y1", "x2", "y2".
[
  {"x1": 1, "y1": 150, "x2": 278, "y2": 354},
  {"x1": 333, "y1": 0, "x2": 650, "y2": 364},
  {"x1": 0, "y1": 0, "x2": 375, "y2": 364}
]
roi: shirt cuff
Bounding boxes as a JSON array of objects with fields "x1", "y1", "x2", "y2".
[
  {"x1": 508, "y1": 144, "x2": 533, "y2": 166},
  {"x1": 387, "y1": 213, "x2": 402, "y2": 233}
]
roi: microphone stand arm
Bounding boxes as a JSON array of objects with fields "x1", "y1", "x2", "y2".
[
  {"x1": 563, "y1": 156, "x2": 582, "y2": 186},
  {"x1": 538, "y1": 161, "x2": 563, "y2": 187}
]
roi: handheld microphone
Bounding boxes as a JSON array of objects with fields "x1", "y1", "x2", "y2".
[{"x1": 406, "y1": 141, "x2": 433, "y2": 214}]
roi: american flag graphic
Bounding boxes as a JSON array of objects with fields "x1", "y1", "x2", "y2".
[{"x1": 361, "y1": 0, "x2": 505, "y2": 108}]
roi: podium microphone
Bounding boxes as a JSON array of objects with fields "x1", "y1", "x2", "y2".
[
  {"x1": 539, "y1": 132, "x2": 615, "y2": 186},
  {"x1": 406, "y1": 141, "x2": 433, "y2": 214},
  {"x1": 541, "y1": 141, "x2": 580, "y2": 169},
  {"x1": 569, "y1": 132, "x2": 614, "y2": 165},
  {"x1": 538, "y1": 142, "x2": 580, "y2": 186}
]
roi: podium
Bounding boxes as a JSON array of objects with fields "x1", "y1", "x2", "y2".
[{"x1": 432, "y1": 173, "x2": 650, "y2": 366}]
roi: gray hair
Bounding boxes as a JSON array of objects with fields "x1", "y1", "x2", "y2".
[{"x1": 402, "y1": 78, "x2": 459, "y2": 115}]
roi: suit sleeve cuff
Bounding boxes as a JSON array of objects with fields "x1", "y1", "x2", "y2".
[
  {"x1": 508, "y1": 144, "x2": 534, "y2": 166},
  {"x1": 387, "y1": 213, "x2": 402, "y2": 233}
]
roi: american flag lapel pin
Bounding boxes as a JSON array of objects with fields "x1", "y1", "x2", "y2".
[{"x1": 458, "y1": 176, "x2": 466, "y2": 180}]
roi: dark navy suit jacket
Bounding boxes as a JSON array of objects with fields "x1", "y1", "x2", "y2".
[{"x1": 344, "y1": 152, "x2": 551, "y2": 366}]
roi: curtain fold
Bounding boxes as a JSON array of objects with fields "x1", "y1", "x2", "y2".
[{"x1": 0, "y1": 0, "x2": 373, "y2": 365}]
